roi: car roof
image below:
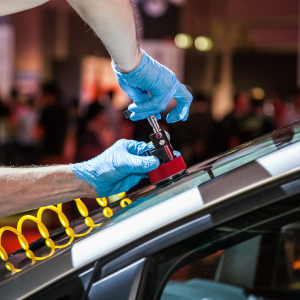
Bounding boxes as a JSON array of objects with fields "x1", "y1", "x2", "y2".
[{"x1": 1, "y1": 121, "x2": 300, "y2": 299}]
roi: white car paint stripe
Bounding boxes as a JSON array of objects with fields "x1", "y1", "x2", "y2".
[
  {"x1": 257, "y1": 142, "x2": 300, "y2": 176},
  {"x1": 71, "y1": 187, "x2": 203, "y2": 268}
]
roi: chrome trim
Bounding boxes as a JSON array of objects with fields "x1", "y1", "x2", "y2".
[{"x1": 148, "y1": 115, "x2": 161, "y2": 133}]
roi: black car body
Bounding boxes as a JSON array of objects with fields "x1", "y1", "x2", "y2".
[{"x1": 1, "y1": 122, "x2": 300, "y2": 300}]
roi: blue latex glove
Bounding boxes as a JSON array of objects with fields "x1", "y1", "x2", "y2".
[
  {"x1": 112, "y1": 49, "x2": 193, "y2": 123},
  {"x1": 70, "y1": 139, "x2": 159, "y2": 197},
  {"x1": 174, "y1": 150, "x2": 181, "y2": 157}
]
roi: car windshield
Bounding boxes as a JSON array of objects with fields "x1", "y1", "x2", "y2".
[
  {"x1": 1, "y1": 121, "x2": 300, "y2": 282},
  {"x1": 110, "y1": 121, "x2": 300, "y2": 224}
]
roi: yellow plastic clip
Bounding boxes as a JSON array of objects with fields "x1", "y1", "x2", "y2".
[
  {"x1": 38, "y1": 206, "x2": 74, "y2": 250},
  {"x1": 74, "y1": 198, "x2": 89, "y2": 217},
  {"x1": 0, "y1": 227, "x2": 30, "y2": 271},
  {"x1": 57, "y1": 202, "x2": 93, "y2": 238},
  {"x1": 103, "y1": 207, "x2": 113, "y2": 218},
  {"x1": 120, "y1": 198, "x2": 132, "y2": 208},
  {"x1": 96, "y1": 198, "x2": 107, "y2": 207},
  {"x1": 117, "y1": 192, "x2": 126, "y2": 198},
  {"x1": 5, "y1": 262, "x2": 22, "y2": 274},
  {"x1": 17, "y1": 215, "x2": 53, "y2": 263}
]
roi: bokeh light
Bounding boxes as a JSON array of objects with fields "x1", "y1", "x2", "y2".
[
  {"x1": 195, "y1": 36, "x2": 213, "y2": 51},
  {"x1": 251, "y1": 87, "x2": 265, "y2": 100},
  {"x1": 263, "y1": 101, "x2": 275, "y2": 116},
  {"x1": 174, "y1": 33, "x2": 193, "y2": 49}
]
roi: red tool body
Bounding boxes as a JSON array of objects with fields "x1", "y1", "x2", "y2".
[{"x1": 147, "y1": 155, "x2": 186, "y2": 185}]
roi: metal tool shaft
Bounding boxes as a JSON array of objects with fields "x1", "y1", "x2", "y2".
[{"x1": 148, "y1": 115, "x2": 161, "y2": 133}]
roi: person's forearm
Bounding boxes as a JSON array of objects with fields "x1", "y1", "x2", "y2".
[
  {"x1": 0, "y1": 0, "x2": 49, "y2": 17},
  {"x1": 67, "y1": 0, "x2": 142, "y2": 72},
  {"x1": 0, "y1": 166, "x2": 97, "y2": 218}
]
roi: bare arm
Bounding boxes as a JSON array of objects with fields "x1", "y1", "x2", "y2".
[
  {"x1": 0, "y1": 0, "x2": 141, "y2": 70},
  {"x1": 67, "y1": 0, "x2": 142, "y2": 72},
  {"x1": 0, "y1": 0, "x2": 49, "y2": 17},
  {"x1": 0, "y1": 166, "x2": 97, "y2": 218}
]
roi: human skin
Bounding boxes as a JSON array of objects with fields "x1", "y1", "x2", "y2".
[
  {"x1": 0, "y1": 0, "x2": 142, "y2": 217},
  {"x1": 0, "y1": 166, "x2": 98, "y2": 218},
  {"x1": 0, "y1": 0, "x2": 142, "y2": 72}
]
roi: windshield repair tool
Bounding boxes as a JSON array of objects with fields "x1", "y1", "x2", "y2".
[{"x1": 123, "y1": 111, "x2": 187, "y2": 185}]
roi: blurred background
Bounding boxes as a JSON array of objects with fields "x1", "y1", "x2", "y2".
[{"x1": 1, "y1": 0, "x2": 300, "y2": 252}]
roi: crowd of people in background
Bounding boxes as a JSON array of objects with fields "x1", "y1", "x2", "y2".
[
  {"x1": 0, "y1": 84, "x2": 300, "y2": 170},
  {"x1": 0, "y1": 84, "x2": 134, "y2": 167},
  {"x1": 166, "y1": 89, "x2": 300, "y2": 167}
]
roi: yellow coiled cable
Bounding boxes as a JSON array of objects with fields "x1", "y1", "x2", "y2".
[{"x1": 0, "y1": 193, "x2": 132, "y2": 274}]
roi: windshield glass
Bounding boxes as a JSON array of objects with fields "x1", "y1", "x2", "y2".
[{"x1": 111, "y1": 121, "x2": 300, "y2": 224}]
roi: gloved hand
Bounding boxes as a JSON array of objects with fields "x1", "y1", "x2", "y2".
[
  {"x1": 112, "y1": 49, "x2": 193, "y2": 123},
  {"x1": 70, "y1": 139, "x2": 159, "y2": 197},
  {"x1": 174, "y1": 150, "x2": 181, "y2": 157}
]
